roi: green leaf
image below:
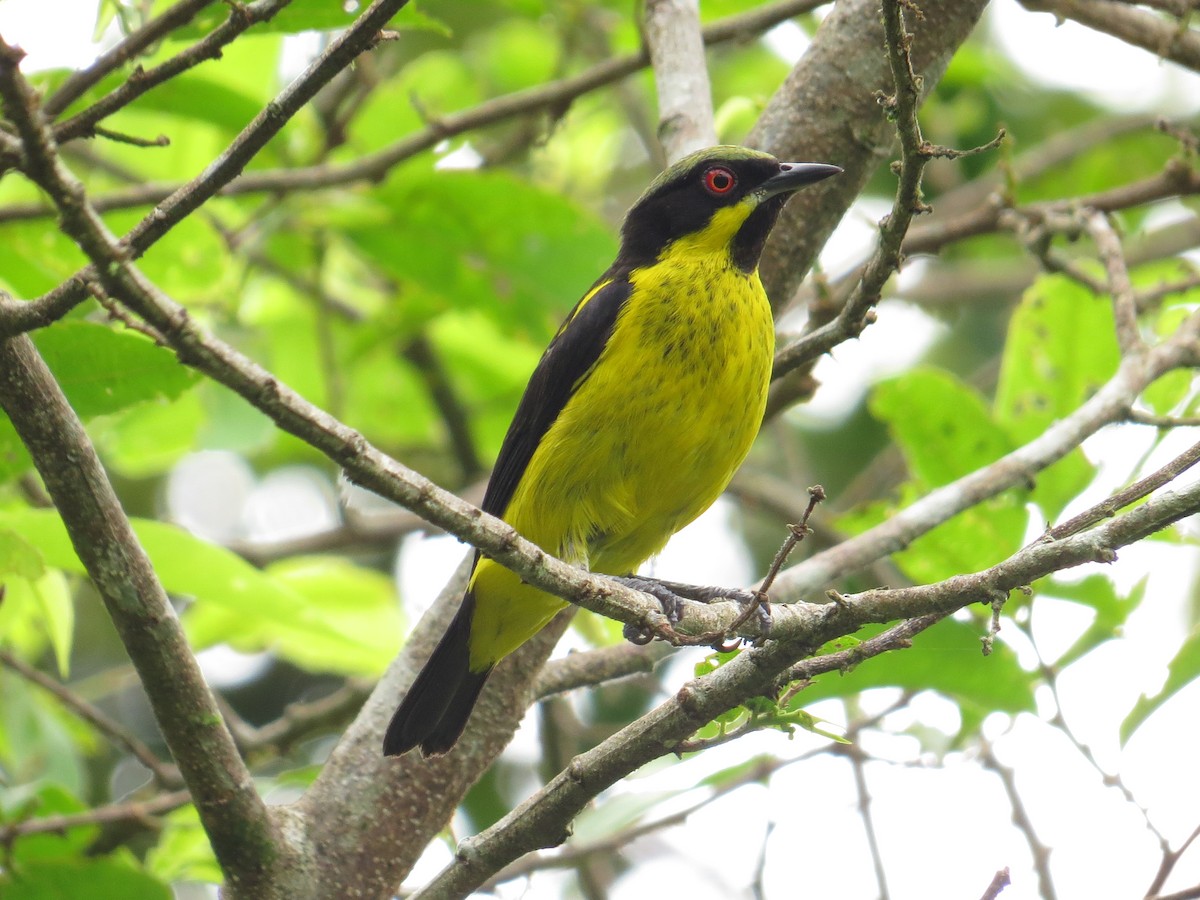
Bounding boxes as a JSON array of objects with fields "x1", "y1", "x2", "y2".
[
  {"x1": 0, "y1": 323, "x2": 199, "y2": 482},
  {"x1": 185, "y1": 556, "x2": 403, "y2": 676},
  {"x1": 790, "y1": 618, "x2": 1036, "y2": 714},
  {"x1": 470, "y1": 18, "x2": 560, "y2": 94},
  {"x1": 349, "y1": 53, "x2": 480, "y2": 154},
  {"x1": 0, "y1": 510, "x2": 400, "y2": 677},
  {"x1": 1142, "y1": 369, "x2": 1193, "y2": 416},
  {"x1": 340, "y1": 168, "x2": 615, "y2": 331},
  {"x1": 995, "y1": 275, "x2": 1120, "y2": 425},
  {"x1": 0, "y1": 676, "x2": 87, "y2": 803},
  {"x1": 870, "y1": 367, "x2": 1013, "y2": 487},
  {"x1": 0, "y1": 785, "x2": 94, "y2": 864},
  {"x1": 145, "y1": 805, "x2": 221, "y2": 886},
  {"x1": 572, "y1": 790, "x2": 676, "y2": 845},
  {"x1": 429, "y1": 310, "x2": 543, "y2": 460},
  {"x1": 0, "y1": 857, "x2": 170, "y2": 900},
  {"x1": 0, "y1": 221, "x2": 90, "y2": 297},
  {"x1": 892, "y1": 496, "x2": 1028, "y2": 584},
  {"x1": 123, "y1": 73, "x2": 262, "y2": 134},
  {"x1": 994, "y1": 275, "x2": 1119, "y2": 519},
  {"x1": 1040, "y1": 575, "x2": 1146, "y2": 668},
  {"x1": 92, "y1": 391, "x2": 206, "y2": 478},
  {"x1": 32, "y1": 322, "x2": 197, "y2": 416},
  {"x1": 1121, "y1": 621, "x2": 1200, "y2": 744},
  {"x1": 697, "y1": 754, "x2": 775, "y2": 790},
  {"x1": 0, "y1": 528, "x2": 45, "y2": 580},
  {"x1": 0, "y1": 530, "x2": 73, "y2": 674},
  {"x1": 32, "y1": 571, "x2": 74, "y2": 679}
]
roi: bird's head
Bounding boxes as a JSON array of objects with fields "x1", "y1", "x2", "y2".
[{"x1": 617, "y1": 146, "x2": 841, "y2": 273}]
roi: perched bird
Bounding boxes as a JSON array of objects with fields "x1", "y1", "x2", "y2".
[{"x1": 384, "y1": 146, "x2": 840, "y2": 757}]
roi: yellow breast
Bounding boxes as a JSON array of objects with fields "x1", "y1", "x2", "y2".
[
  {"x1": 467, "y1": 240, "x2": 773, "y2": 670},
  {"x1": 509, "y1": 246, "x2": 774, "y2": 574}
]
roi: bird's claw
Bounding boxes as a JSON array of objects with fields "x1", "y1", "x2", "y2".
[
  {"x1": 612, "y1": 575, "x2": 687, "y2": 645},
  {"x1": 612, "y1": 576, "x2": 772, "y2": 648}
]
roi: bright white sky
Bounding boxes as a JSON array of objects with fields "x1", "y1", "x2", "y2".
[{"x1": 2, "y1": 2, "x2": 1199, "y2": 898}]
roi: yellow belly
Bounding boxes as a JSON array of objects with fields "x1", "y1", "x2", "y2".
[{"x1": 467, "y1": 252, "x2": 774, "y2": 671}]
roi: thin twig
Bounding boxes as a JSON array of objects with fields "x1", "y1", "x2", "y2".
[
  {"x1": 1145, "y1": 823, "x2": 1200, "y2": 897},
  {"x1": 52, "y1": 0, "x2": 296, "y2": 143},
  {"x1": 1130, "y1": 410, "x2": 1200, "y2": 428},
  {"x1": 43, "y1": 0, "x2": 222, "y2": 117},
  {"x1": 1147, "y1": 887, "x2": 1200, "y2": 900},
  {"x1": 91, "y1": 126, "x2": 170, "y2": 148},
  {"x1": 0, "y1": 789, "x2": 192, "y2": 843},
  {"x1": 1044, "y1": 438, "x2": 1200, "y2": 541},
  {"x1": 979, "y1": 868, "x2": 1012, "y2": 900},
  {"x1": 980, "y1": 739, "x2": 1058, "y2": 900},
  {"x1": 0, "y1": 650, "x2": 181, "y2": 787},
  {"x1": 838, "y1": 717, "x2": 891, "y2": 900},
  {"x1": 1086, "y1": 210, "x2": 1146, "y2": 355},
  {"x1": 769, "y1": 0, "x2": 1007, "y2": 384}
]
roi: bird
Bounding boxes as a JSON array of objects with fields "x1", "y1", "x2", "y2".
[{"x1": 383, "y1": 146, "x2": 841, "y2": 757}]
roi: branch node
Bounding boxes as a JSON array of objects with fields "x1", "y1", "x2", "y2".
[{"x1": 826, "y1": 589, "x2": 851, "y2": 610}]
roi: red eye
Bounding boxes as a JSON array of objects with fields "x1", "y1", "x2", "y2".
[{"x1": 703, "y1": 166, "x2": 736, "y2": 195}]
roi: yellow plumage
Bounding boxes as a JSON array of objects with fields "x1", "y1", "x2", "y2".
[
  {"x1": 470, "y1": 223, "x2": 775, "y2": 667},
  {"x1": 385, "y1": 146, "x2": 840, "y2": 756}
]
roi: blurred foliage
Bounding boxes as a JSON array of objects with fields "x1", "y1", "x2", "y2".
[{"x1": 0, "y1": 0, "x2": 1198, "y2": 897}]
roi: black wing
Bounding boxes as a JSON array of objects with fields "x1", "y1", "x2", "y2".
[{"x1": 481, "y1": 275, "x2": 632, "y2": 518}]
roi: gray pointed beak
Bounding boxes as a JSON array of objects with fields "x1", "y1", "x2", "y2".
[{"x1": 758, "y1": 162, "x2": 843, "y2": 199}]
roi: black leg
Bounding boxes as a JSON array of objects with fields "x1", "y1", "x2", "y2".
[{"x1": 610, "y1": 574, "x2": 772, "y2": 645}]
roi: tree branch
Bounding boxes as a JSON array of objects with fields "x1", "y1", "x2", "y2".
[
  {"x1": 414, "y1": 459, "x2": 1200, "y2": 895},
  {"x1": 769, "y1": 0, "x2": 1002, "y2": 389},
  {"x1": 644, "y1": 0, "x2": 717, "y2": 161},
  {"x1": 770, "y1": 312, "x2": 1200, "y2": 603},
  {"x1": 980, "y1": 739, "x2": 1058, "y2": 900},
  {"x1": 51, "y1": 0, "x2": 296, "y2": 143},
  {"x1": 750, "y1": 0, "x2": 991, "y2": 309},
  {"x1": 1020, "y1": 0, "x2": 1200, "y2": 73},
  {"x1": 0, "y1": 39, "x2": 300, "y2": 898},
  {"x1": 0, "y1": 650, "x2": 181, "y2": 788},
  {"x1": 0, "y1": 0, "x2": 417, "y2": 340},
  {"x1": 1047, "y1": 437, "x2": 1200, "y2": 541},
  {"x1": 0, "y1": 0, "x2": 825, "y2": 231},
  {"x1": 0, "y1": 330, "x2": 284, "y2": 893},
  {"x1": 43, "y1": 0, "x2": 223, "y2": 118},
  {"x1": 1087, "y1": 210, "x2": 1146, "y2": 355},
  {"x1": 0, "y1": 789, "x2": 192, "y2": 843}
]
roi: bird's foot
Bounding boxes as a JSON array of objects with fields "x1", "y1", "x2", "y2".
[{"x1": 611, "y1": 575, "x2": 771, "y2": 649}]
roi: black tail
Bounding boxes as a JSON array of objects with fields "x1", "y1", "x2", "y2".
[{"x1": 383, "y1": 591, "x2": 493, "y2": 757}]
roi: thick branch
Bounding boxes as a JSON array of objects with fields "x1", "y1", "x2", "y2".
[
  {"x1": 0, "y1": 334, "x2": 284, "y2": 895},
  {"x1": 749, "y1": 0, "x2": 990, "y2": 308},
  {"x1": 413, "y1": 472, "x2": 1200, "y2": 897},
  {"x1": 644, "y1": 0, "x2": 717, "y2": 160},
  {"x1": 0, "y1": 38, "x2": 303, "y2": 899},
  {"x1": 1021, "y1": 0, "x2": 1200, "y2": 73}
]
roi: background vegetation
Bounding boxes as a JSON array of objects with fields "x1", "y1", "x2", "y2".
[{"x1": 0, "y1": 0, "x2": 1198, "y2": 897}]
